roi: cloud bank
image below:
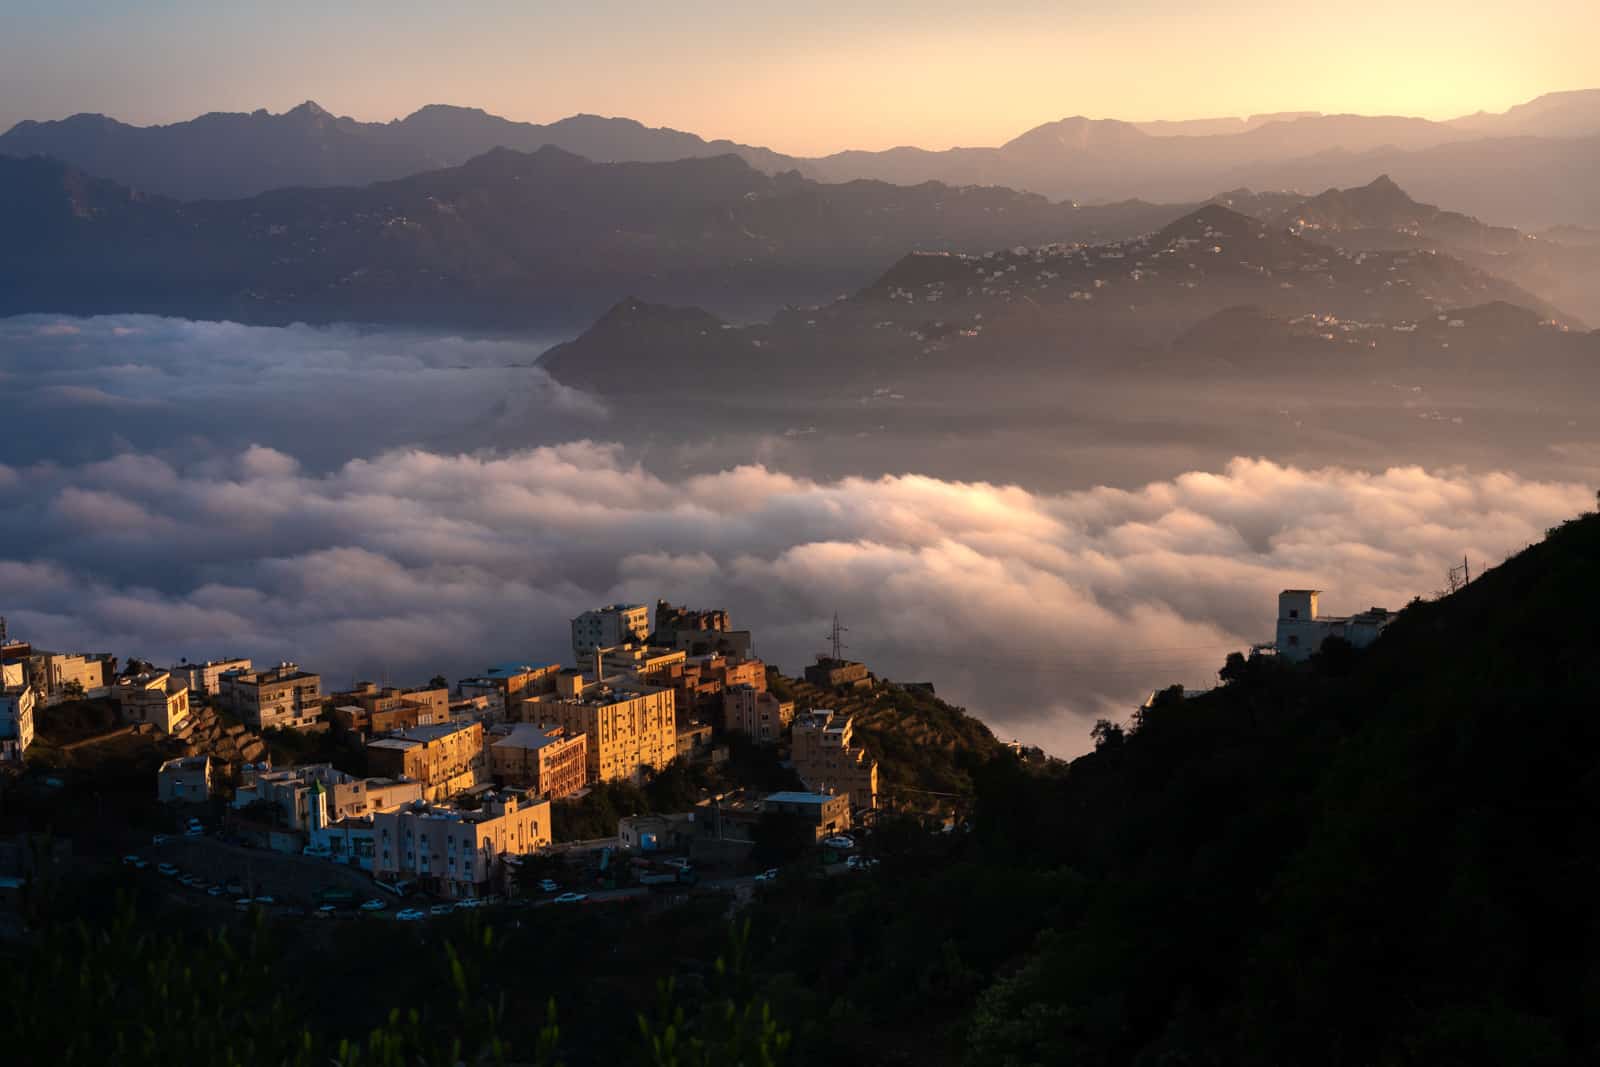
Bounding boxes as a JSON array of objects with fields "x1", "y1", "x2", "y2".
[{"x1": 2, "y1": 442, "x2": 1588, "y2": 755}]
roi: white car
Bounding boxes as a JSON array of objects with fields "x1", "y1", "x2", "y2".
[
  {"x1": 152, "y1": 834, "x2": 171, "y2": 845},
  {"x1": 823, "y1": 836, "x2": 855, "y2": 850},
  {"x1": 395, "y1": 908, "x2": 425, "y2": 922},
  {"x1": 753, "y1": 868, "x2": 780, "y2": 883},
  {"x1": 359, "y1": 898, "x2": 387, "y2": 912},
  {"x1": 552, "y1": 892, "x2": 587, "y2": 904},
  {"x1": 429, "y1": 903, "x2": 455, "y2": 916},
  {"x1": 158, "y1": 863, "x2": 179, "y2": 877},
  {"x1": 207, "y1": 885, "x2": 225, "y2": 897},
  {"x1": 253, "y1": 895, "x2": 276, "y2": 905},
  {"x1": 662, "y1": 857, "x2": 692, "y2": 870},
  {"x1": 538, "y1": 879, "x2": 560, "y2": 893},
  {"x1": 121, "y1": 854, "x2": 141, "y2": 865},
  {"x1": 185, "y1": 826, "x2": 205, "y2": 837}
]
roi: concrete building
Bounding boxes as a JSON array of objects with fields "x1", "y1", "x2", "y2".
[
  {"x1": 676, "y1": 721, "x2": 716, "y2": 762},
  {"x1": 366, "y1": 721, "x2": 485, "y2": 802},
  {"x1": 653, "y1": 600, "x2": 755, "y2": 658},
  {"x1": 804, "y1": 657, "x2": 870, "y2": 689},
  {"x1": 457, "y1": 662, "x2": 561, "y2": 723},
  {"x1": 764, "y1": 790, "x2": 853, "y2": 840},
  {"x1": 522, "y1": 670, "x2": 676, "y2": 783},
  {"x1": 157, "y1": 755, "x2": 213, "y2": 804},
  {"x1": 218, "y1": 663, "x2": 323, "y2": 730},
  {"x1": 372, "y1": 788, "x2": 552, "y2": 899},
  {"x1": 169, "y1": 657, "x2": 252, "y2": 700},
  {"x1": 722, "y1": 684, "x2": 794, "y2": 743},
  {"x1": 330, "y1": 682, "x2": 451, "y2": 736},
  {"x1": 488, "y1": 722, "x2": 588, "y2": 799},
  {"x1": 571, "y1": 604, "x2": 650, "y2": 660},
  {"x1": 22, "y1": 650, "x2": 111, "y2": 704},
  {"x1": 233, "y1": 763, "x2": 422, "y2": 835},
  {"x1": 114, "y1": 671, "x2": 192, "y2": 734},
  {"x1": 644, "y1": 653, "x2": 763, "y2": 724},
  {"x1": 791, "y1": 709, "x2": 879, "y2": 811},
  {"x1": 1274, "y1": 589, "x2": 1396, "y2": 663},
  {"x1": 0, "y1": 678, "x2": 36, "y2": 762}
]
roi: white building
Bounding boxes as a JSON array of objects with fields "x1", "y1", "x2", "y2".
[
  {"x1": 1274, "y1": 589, "x2": 1395, "y2": 662},
  {"x1": 0, "y1": 676, "x2": 36, "y2": 762},
  {"x1": 570, "y1": 604, "x2": 650, "y2": 661}
]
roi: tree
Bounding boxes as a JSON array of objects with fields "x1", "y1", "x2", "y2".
[
  {"x1": 428, "y1": 674, "x2": 449, "y2": 690},
  {"x1": 1090, "y1": 718, "x2": 1125, "y2": 750},
  {"x1": 59, "y1": 679, "x2": 85, "y2": 701}
]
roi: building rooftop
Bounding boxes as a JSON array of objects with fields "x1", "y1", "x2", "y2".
[
  {"x1": 491, "y1": 723, "x2": 569, "y2": 751},
  {"x1": 386, "y1": 721, "x2": 477, "y2": 743},
  {"x1": 765, "y1": 790, "x2": 843, "y2": 806}
]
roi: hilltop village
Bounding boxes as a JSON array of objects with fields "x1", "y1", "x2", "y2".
[{"x1": 0, "y1": 601, "x2": 1030, "y2": 917}]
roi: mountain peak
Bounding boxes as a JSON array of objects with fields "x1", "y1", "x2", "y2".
[{"x1": 285, "y1": 100, "x2": 331, "y2": 120}]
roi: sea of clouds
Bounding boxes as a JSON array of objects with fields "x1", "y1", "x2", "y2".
[{"x1": 2, "y1": 315, "x2": 1594, "y2": 755}]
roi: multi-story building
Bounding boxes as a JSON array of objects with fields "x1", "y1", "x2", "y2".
[
  {"x1": 791, "y1": 709, "x2": 879, "y2": 811},
  {"x1": 233, "y1": 763, "x2": 423, "y2": 834},
  {"x1": 1274, "y1": 589, "x2": 1396, "y2": 662},
  {"x1": 20, "y1": 650, "x2": 112, "y2": 704},
  {"x1": 157, "y1": 755, "x2": 213, "y2": 804},
  {"x1": 570, "y1": 604, "x2": 650, "y2": 660},
  {"x1": 457, "y1": 662, "x2": 561, "y2": 723},
  {"x1": 330, "y1": 681, "x2": 451, "y2": 736},
  {"x1": 522, "y1": 670, "x2": 676, "y2": 783},
  {"x1": 652, "y1": 600, "x2": 754, "y2": 658},
  {"x1": 114, "y1": 671, "x2": 192, "y2": 734},
  {"x1": 372, "y1": 788, "x2": 552, "y2": 899},
  {"x1": 218, "y1": 663, "x2": 323, "y2": 730},
  {"x1": 723, "y1": 684, "x2": 794, "y2": 743},
  {"x1": 488, "y1": 722, "x2": 588, "y2": 799},
  {"x1": 643, "y1": 653, "x2": 762, "y2": 723},
  {"x1": 0, "y1": 676, "x2": 36, "y2": 762},
  {"x1": 168, "y1": 657, "x2": 252, "y2": 700},
  {"x1": 365, "y1": 721, "x2": 485, "y2": 802}
]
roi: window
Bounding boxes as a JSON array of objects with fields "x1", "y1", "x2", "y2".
[{"x1": 1288, "y1": 609, "x2": 1299, "y2": 619}]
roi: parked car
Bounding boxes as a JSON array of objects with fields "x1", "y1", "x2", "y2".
[
  {"x1": 846, "y1": 855, "x2": 880, "y2": 871},
  {"x1": 158, "y1": 863, "x2": 179, "y2": 877},
  {"x1": 395, "y1": 908, "x2": 426, "y2": 922},
  {"x1": 552, "y1": 892, "x2": 588, "y2": 904},
  {"x1": 121, "y1": 854, "x2": 140, "y2": 865},
  {"x1": 178, "y1": 875, "x2": 196, "y2": 887},
  {"x1": 184, "y1": 825, "x2": 205, "y2": 837},
  {"x1": 224, "y1": 881, "x2": 245, "y2": 896},
  {"x1": 234, "y1": 898, "x2": 255, "y2": 911},
  {"x1": 152, "y1": 834, "x2": 170, "y2": 845},
  {"x1": 359, "y1": 898, "x2": 387, "y2": 912},
  {"x1": 131, "y1": 859, "x2": 149, "y2": 870},
  {"x1": 662, "y1": 857, "x2": 692, "y2": 870},
  {"x1": 753, "y1": 868, "x2": 780, "y2": 883},
  {"x1": 538, "y1": 879, "x2": 560, "y2": 893},
  {"x1": 823, "y1": 835, "x2": 855, "y2": 850},
  {"x1": 429, "y1": 903, "x2": 455, "y2": 916},
  {"x1": 254, "y1": 895, "x2": 276, "y2": 905},
  {"x1": 207, "y1": 885, "x2": 225, "y2": 897}
]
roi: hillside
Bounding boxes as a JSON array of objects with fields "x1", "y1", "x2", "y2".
[{"x1": 0, "y1": 150, "x2": 1184, "y2": 330}]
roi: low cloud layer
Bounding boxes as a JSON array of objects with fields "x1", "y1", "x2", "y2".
[
  {"x1": 0, "y1": 314, "x2": 596, "y2": 469},
  {"x1": 2, "y1": 441, "x2": 1589, "y2": 755}
]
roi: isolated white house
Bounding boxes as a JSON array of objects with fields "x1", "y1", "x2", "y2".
[{"x1": 1274, "y1": 589, "x2": 1395, "y2": 662}]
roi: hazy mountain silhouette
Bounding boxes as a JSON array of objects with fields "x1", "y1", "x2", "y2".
[
  {"x1": 0, "y1": 148, "x2": 1185, "y2": 329},
  {"x1": 5, "y1": 91, "x2": 1598, "y2": 224}
]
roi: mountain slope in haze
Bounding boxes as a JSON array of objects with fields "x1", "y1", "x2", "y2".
[
  {"x1": 1220, "y1": 175, "x2": 1600, "y2": 324},
  {"x1": 0, "y1": 149, "x2": 1186, "y2": 330},
  {"x1": 0, "y1": 100, "x2": 802, "y2": 200},
  {"x1": 542, "y1": 203, "x2": 1588, "y2": 392}
]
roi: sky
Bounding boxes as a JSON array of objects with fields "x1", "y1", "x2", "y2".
[{"x1": 3, "y1": 0, "x2": 1596, "y2": 155}]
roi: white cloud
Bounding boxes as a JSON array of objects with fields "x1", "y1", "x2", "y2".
[{"x1": 1, "y1": 445, "x2": 1589, "y2": 756}]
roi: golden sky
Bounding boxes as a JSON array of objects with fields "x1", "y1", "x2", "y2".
[{"x1": 4, "y1": 1, "x2": 1596, "y2": 154}]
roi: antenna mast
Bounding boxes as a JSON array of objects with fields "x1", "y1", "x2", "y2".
[{"x1": 827, "y1": 613, "x2": 847, "y2": 661}]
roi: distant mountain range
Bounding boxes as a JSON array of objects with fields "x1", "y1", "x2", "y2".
[
  {"x1": 4, "y1": 91, "x2": 1599, "y2": 226},
  {"x1": 0, "y1": 148, "x2": 1185, "y2": 330},
  {"x1": 540, "y1": 198, "x2": 1592, "y2": 393}
]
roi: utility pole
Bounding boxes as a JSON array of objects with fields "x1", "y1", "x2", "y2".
[{"x1": 826, "y1": 613, "x2": 847, "y2": 662}]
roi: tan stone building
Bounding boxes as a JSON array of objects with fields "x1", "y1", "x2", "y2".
[
  {"x1": 115, "y1": 671, "x2": 192, "y2": 734},
  {"x1": 218, "y1": 663, "x2": 323, "y2": 730},
  {"x1": 804, "y1": 657, "x2": 870, "y2": 689},
  {"x1": 764, "y1": 790, "x2": 853, "y2": 840},
  {"x1": 722, "y1": 683, "x2": 794, "y2": 743},
  {"x1": 169, "y1": 657, "x2": 252, "y2": 700},
  {"x1": 571, "y1": 603, "x2": 650, "y2": 660},
  {"x1": 457, "y1": 662, "x2": 561, "y2": 723},
  {"x1": 0, "y1": 677, "x2": 36, "y2": 762},
  {"x1": 331, "y1": 681, "x2": 450, "y2": 735},
  {"x1": 372, "y1": 787, "x2": 552, "y2": 899},
  {"x1": 791, "y1": 709, "x2": 879, "y2": 811},
  {"x1": 23, "y1": 650, "x2": 111, "y2": 703},
  {"x1": 644, "y1": 653, "x2": 764, "y2": 724},
  {"x1": 488, "y1": 722, "x2": 588, "y2": 799},
  {"x1": 365, "y1": 721, "x2": 485, "y2": 802},
  {"x1": 522, "y1": 671, "x2": 676, "y2": 783}
]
